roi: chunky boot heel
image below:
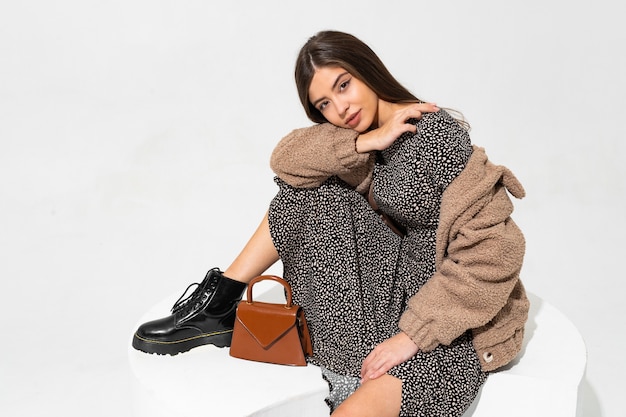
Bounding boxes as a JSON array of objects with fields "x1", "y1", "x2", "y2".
[{"x1": 132, "y1": 268, "x2": 246, "y2": 355}]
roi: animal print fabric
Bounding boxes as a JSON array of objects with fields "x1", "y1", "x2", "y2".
[{"x1": 267, "y1": 111, "x2": 488, "y2": 416}]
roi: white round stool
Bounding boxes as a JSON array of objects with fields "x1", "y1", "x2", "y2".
[{"x1": 128, "y1": 286, "x2": 586, "y2": 417}]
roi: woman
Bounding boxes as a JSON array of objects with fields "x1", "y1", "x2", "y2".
[{"x1": 133, "y1": 31, "x2": 529, "y2": 417}]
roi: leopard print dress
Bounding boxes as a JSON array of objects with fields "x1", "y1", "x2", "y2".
[{"x1": 268, "y1": 111, "x2": 488, "y2": 416}]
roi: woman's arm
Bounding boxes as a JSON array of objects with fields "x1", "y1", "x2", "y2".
[
  {"x1": 361, "y1": 149, "x2": 526, "y2": 379},
  {"x1": 271, "y1": 103, "x2": 440, "y2": 193},
  {"x1": 227, "y1": 104, "x2": 438, "y2": 283},
  {"x1": 399, "y1": 153, "x2": 526, "y2": 352},
  {"x1": 360, "y1": 177, "x2": 525, "y2": 380},
  {"x1": 270, "y1": 123, "x2": 373, "y2": 192},
  {"x1": 356, "y1": 103, "x2": 440, "y2": 152}
]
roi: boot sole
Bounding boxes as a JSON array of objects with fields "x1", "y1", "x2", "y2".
[{"x1": 132, "y1": 329, "x2": 233, "y2": 355}]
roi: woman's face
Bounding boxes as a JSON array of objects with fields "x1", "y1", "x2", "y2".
[{"x1": 308, "y1": 66, "x2": 379, "y2": 133}]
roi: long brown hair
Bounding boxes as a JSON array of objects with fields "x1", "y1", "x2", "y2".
[{"x1": 295, "y1": 30, "x2": 468, "y2": 129}]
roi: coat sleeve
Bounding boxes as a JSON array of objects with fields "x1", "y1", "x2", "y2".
[
  {"x1": 398, "y1": 181, "x2": 526, "y2": 352},
  {"x1": 270, "y1": 123, "x2": 374, "y2": 193}
]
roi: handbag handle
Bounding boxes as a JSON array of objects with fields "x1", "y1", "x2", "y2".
[{"x1": 246, "y1": 275, "x2": 294, "y2": 308}]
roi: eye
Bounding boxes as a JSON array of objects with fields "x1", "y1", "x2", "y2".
[
  {"x1": 318, "y1": 101, "x2": 329, "y2": 112},
  {"x1": 339, "y1": 79, "x2": 350, "y2": 91}
]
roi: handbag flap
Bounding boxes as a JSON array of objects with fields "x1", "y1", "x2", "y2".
[{"x1": 236, "y1": 301, "x2": 299, "y2": 348}]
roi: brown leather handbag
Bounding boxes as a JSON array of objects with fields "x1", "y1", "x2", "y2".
[{"x1": 229, "y1": 275, "x2": 312, "y2": 366}]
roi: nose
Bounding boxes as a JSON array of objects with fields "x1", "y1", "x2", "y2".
[{"x1": 337, "y1": 98, "x2": 350, "y2": 117}]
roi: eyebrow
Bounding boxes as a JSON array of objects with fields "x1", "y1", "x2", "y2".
[{"x1": 311, "y1": 71, "x2": 349, "y2": 107}]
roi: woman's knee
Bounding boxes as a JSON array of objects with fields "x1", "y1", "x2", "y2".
[
  {"x1": 331, "y1": 374, "x2": 402, "y2": 417},
  {"x1": 331, "y1": 407, "x2": 356, "y2": 417}
]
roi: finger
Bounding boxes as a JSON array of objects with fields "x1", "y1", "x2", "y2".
[
  {"x1": 362, "y1": 350, "x2": 391, "y2": 375},
  {"x1": 403, "y1": 122, "x2": 418, "y2": 133},
  {"x1": 360, "y1": 355, "x2": 373, "y2": 378},
  {"x1": 360, "y1": 350, "x2": 384, "y2": 378},
  {"x1": 413, "y1": 102, "x2": 439, "y2": 112},
  {"x1": 362, "y1": 359, "x2": 392, "y2": 382},
  {"x1": 360, "y1": 351, "x2": 380, "y2": 377},
  {"x1": 360, "y1": 360, "x2": 370, "y2": 379},
  {"x1": 406, "y1": 110, "x2": 422, "y2": 120}
]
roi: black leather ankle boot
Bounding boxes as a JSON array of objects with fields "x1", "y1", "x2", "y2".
[{"x1": 132, "y1": 268, "x2": 247, "y2": 355}]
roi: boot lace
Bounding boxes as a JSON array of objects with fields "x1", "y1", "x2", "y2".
[{"x1": 171, "y1": 268, "x2": 221, "y2": 318}]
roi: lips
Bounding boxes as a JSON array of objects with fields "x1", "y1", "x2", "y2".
[{"x1": 346, "y1": 110, "x2": 361, "y2": 129}]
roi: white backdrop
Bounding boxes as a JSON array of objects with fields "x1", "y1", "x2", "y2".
[{"x1": 1, "y1": 1, "x2": 624, "y2": 416}]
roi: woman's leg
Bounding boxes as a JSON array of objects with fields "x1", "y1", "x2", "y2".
[
  {"x1": 331, "y1": 375, "x2": 402, "y2": 417},
  {"x1": 224, "y1": 210, "x2": 279, "y2": 282},
  {"x1": 132, "y1": 211, "x2": 280, "y2": 355}
]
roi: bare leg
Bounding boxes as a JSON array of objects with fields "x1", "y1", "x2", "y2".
[
  {"x1": 331, "y1": 374, "x2": 402, "y2": 417},
  {"x1": 223, "y1": 210, "x2": 279, "y2": 283},
  {"x1": 132, "y1": 211, "x2": 279, "y2": 355}
]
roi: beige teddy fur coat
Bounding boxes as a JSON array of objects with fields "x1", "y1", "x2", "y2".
[{"x1": 271, "y1": 123, "x2": 529, "y2": 372}]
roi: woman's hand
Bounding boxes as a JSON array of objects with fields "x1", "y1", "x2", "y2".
[
  {"x1": 360, "y1": 332, "x2": 419, "y2": 383},
  {"x1": 356, "y1": 102, "x2": 439, "y2": 153}
]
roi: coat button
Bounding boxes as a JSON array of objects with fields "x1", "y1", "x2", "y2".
[{"x1": 483, "y1": 352, "x2": 494, "y2": 363}]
